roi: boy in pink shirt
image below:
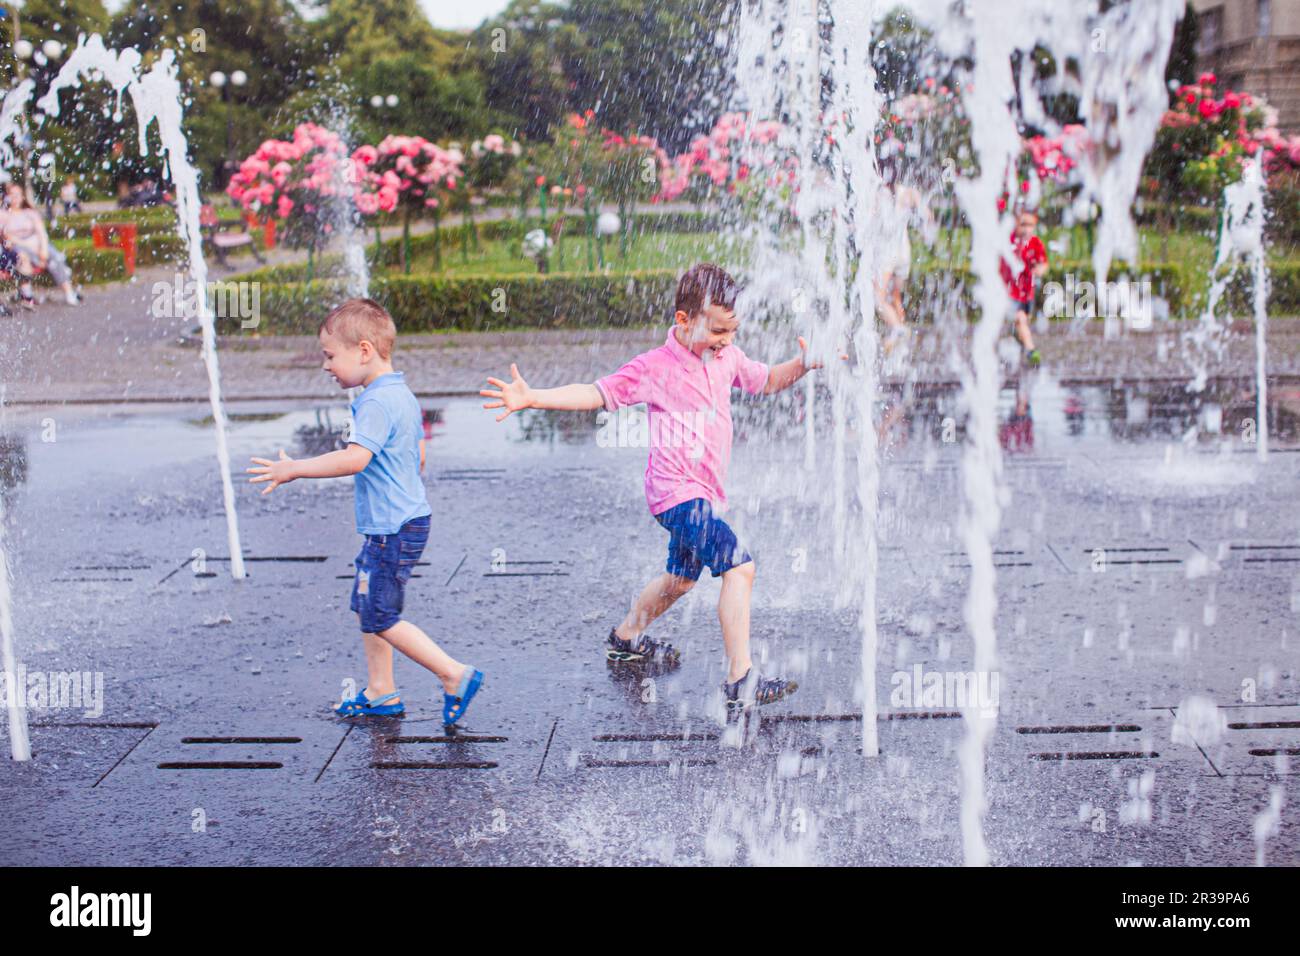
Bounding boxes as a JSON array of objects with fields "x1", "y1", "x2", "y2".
[{"x1": 481, "y1": 263, "x2": 820, "y2": 711}]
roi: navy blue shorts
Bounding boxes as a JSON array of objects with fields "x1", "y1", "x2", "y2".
[
  {"x1": 654, "y1": 498, "x2": 752, "y2": 581},
  {"x1": 349, "y1": 514, "x2": 430, "y2": 633}
]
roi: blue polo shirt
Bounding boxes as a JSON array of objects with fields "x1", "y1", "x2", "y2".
[{"x1": 348, "y1": 371, "x2": 432, "y2": 535}]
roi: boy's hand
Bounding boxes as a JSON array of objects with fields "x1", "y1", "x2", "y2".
[
  {"x1": 480, "y1": 363, "x2": 533, "y2": 422},
  {"x1": 247, "y1": 449, "x2": 297, "y2": 495},
  {"x1": 798, "y1": 336, "x2": 824, "y2": 372}
]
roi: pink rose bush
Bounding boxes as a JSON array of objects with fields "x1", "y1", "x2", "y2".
[
  {"x1": 352, "y1": 135, "x2": 463, "y2": 216},
  {"x1": 226, "y1": 122, "x2": 351, "y2": 254},
  {"x1": 1023, "y1": 124, "x2": 1089, "y2": 183},
  {"x1": 655, "y1": 113, "x2": 795, "y2": 212},
  {"x1": 467, "y1": 133, "x2": 524, "y2": 189},
  {"x1": 1149, "y1": 73, "x2": 1295, "y2": 200}
]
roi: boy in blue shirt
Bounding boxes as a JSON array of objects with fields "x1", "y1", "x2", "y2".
[{"x1": 248, "y1": 298, "x2": 484, "y2": 725}]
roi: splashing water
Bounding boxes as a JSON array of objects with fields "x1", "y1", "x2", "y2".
[
  {"x1": 1183, "y1": 159, "x2": 1271, "y2": 461},
  {"x1": 733, "y1": 0, "x2": 886, "y2": 767},
  {"x1": 915, "y1": 0, "x2": 1179, "y2": 866},
  {"x1": 731, "y1": 0, "x2": 1184, "y2": 864},
  {"x1": 34, "y1": 36, "x2": 246, "y2": 579},
  {"x1": 1253, "y1": 783, "x2": 1285, "y2": 866},
  {"x1": 0, "y1": 82, "x2": 34, "y2": 759},
  {"x1": 0, "y1": 442, "x2": 30, "y2": 760},
  {"x1": 1212, "y1": 160, "x2": 1269, "y2": 458},
  {"x1": 1, "y1": 36, "x2": 254, "y2": 754},
  {"x1": 325, "y1": 102, "x2": 371, "y2": 299}
]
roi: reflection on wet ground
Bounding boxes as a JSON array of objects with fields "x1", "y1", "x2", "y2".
[
  {"x1": 0, "y1": 373, "x2": 1295, "y2": 500},
  {"x1": 870, "y1": 375, "x2": 1300, "y2": 454},
  {"x1": 510, "y1": 373, "x2": 1300, "y2": 455}
]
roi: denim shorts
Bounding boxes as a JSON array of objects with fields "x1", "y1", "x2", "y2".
[
  {"x1": 349, "y1": 514, "x2": 430, "y2": 633},
  {"x1": 654, "y1": 498, "x2": 752, "y2": 581}
]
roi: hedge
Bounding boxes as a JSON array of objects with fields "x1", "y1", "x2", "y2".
[
  {"x1": 53, "y1": 205, "x2": 246, "y2": 239},
  {"x1": 48, "y1": 233, "x2": 190, "y2": 284},
  {"x1": 226, "y1": 270, "x2": 678, "y2": 334},
  {"x1": 224, "y1": 259, "x2": 1300, "y2": 335},
  {"x1": 50, "y1": 227, "x2": 268, "y2": 285},
  {"x1": 918, "y1": 262, "x2": 1191, "y2": 317}
]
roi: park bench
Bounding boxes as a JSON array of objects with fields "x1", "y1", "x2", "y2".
[
  {"x1": 90, "y1": 222, "x2": 138, "y2": 277},
  {"x1": 200, "y1": 205, "x2": 266, "y2": 268}
]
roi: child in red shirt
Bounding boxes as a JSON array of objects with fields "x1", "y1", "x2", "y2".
[{"x1": 998, "y1": 208, "x2": 1048, "y2": 367}]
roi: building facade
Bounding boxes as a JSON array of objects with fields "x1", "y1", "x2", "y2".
[{"x1": 1192, "y1": 0, "x2": 1300, "y2": 131}]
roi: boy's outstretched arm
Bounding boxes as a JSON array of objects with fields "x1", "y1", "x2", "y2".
[
  {"x1": 247, "y1": 445, "x2": 373, "y2": 495},
  {"x1": 764, "y1": 336, "x2": 823, "y2": 395},
  {"x1": 480, "y1": 363, "x2": 602, "y2": 421}
]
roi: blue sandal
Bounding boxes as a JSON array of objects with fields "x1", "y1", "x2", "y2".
[
  {"x1": 335, "y1": 690, "x2": 406, "y2": 718},
  {"x1": 443, "y1": 666, "x2": 484, "y2": 727}
]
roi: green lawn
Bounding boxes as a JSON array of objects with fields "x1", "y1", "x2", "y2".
[
  {"x1": 386, "y1": 229, "x2": 743, "y2": 277},
  {"x1": 915, "y1": 225, "x2": 1294, "y2": 272}
]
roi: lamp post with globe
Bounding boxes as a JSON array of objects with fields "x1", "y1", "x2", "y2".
[
  {"x1": 209, "y1": 68, "x2": 248, "y2": 190},
  {"x1": 10, "y1": 22, "x2": 68, "y2": 195}
]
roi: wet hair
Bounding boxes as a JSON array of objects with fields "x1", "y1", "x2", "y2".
[
  {"x1": 675, "y1": 263, "x2": 740, "y2": 319},
  {"x1": 319, "y1": 298, "x2": 397, "y2": 359}
]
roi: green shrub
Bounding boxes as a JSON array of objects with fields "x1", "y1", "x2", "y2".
[
  {"x1": 52, "y1": 233, "x2": 190, "y2": 285},
  {"x1": 241, "y1": 270, "x2": 682, "y2": 334},
  {"x1": 242, "y1": 260, "x2": 1283, "y2": 336},
  {"x1": 902, "y1": 262, "x2": 1192, "y2": 318}
]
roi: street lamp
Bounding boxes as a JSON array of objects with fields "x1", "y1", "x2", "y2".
[
  {"x1": 11, "y1": 24, "x2": 67, "y2": 193},
  {"x1": 210, "y1": 69, "x2": 248, "y2": 188},
  {"x1": 369, "y1": 93, "x2": 399, "y2": 109}
]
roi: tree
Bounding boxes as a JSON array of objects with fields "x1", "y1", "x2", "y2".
[
  {"x1": 307, "y1": 0, "x2": 494, "y2": 146},
  {"x1": 478, "y1": 0, "x2": 730, "y2": 152},
  {"x1": 109, "y1": 0, "x2": 317, "y2": 190},
  {"x1": 1166, "y1": 2, "x2": 1201, "y2": 92},
  {"x1": 0, "y1": 1, "x2": 112, "y2": 196},
  {"x1": 475, "y1": 1, "x2": 580, "y2": 142}
]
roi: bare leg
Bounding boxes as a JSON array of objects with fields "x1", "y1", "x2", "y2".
[
  {"x1": 361, "y1": 629, "x2": 398, "y2": 702},
  {"x1": 875, "y1": 276, "x2": 906, "y2": 332},
  {"x1": 1014, "y1": 309, "x2": 1036, "y2": 351},
  {"x1": 614, "y1": 572, "x2": 695, "y2": 642},
  {"x1": 16, "y1": 263, "x2": 34, "y2": 304},
  {"x1": 375, "y1": 620, "x2": 466, "y2": 693},
  {"x1": 888, "y1": 278, "x2": 906, "y2": 329},
  {"x1": 718, "y1": 561, "x2": 755, "y2": 683}
]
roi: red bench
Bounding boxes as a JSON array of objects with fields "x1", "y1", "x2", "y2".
[
  {"x1": 244, "y1": 212, "x2": 276, "y2": 249},
  {"x1": 90, "y1": 222, "x2": 138, "y2": 276}
]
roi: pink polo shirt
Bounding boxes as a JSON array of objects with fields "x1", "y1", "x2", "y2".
[{"x1": 596, "y1": 326, "x2": 770, "y2": 516}]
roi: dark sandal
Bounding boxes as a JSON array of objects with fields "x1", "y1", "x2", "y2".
[{"x1": 605, "y1": 628, "x2": 681, "y2": 666}]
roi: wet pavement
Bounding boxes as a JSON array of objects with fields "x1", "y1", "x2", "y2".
[{"x1": 0, "y1": 377, "x2": 1297, "y2": 865}]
